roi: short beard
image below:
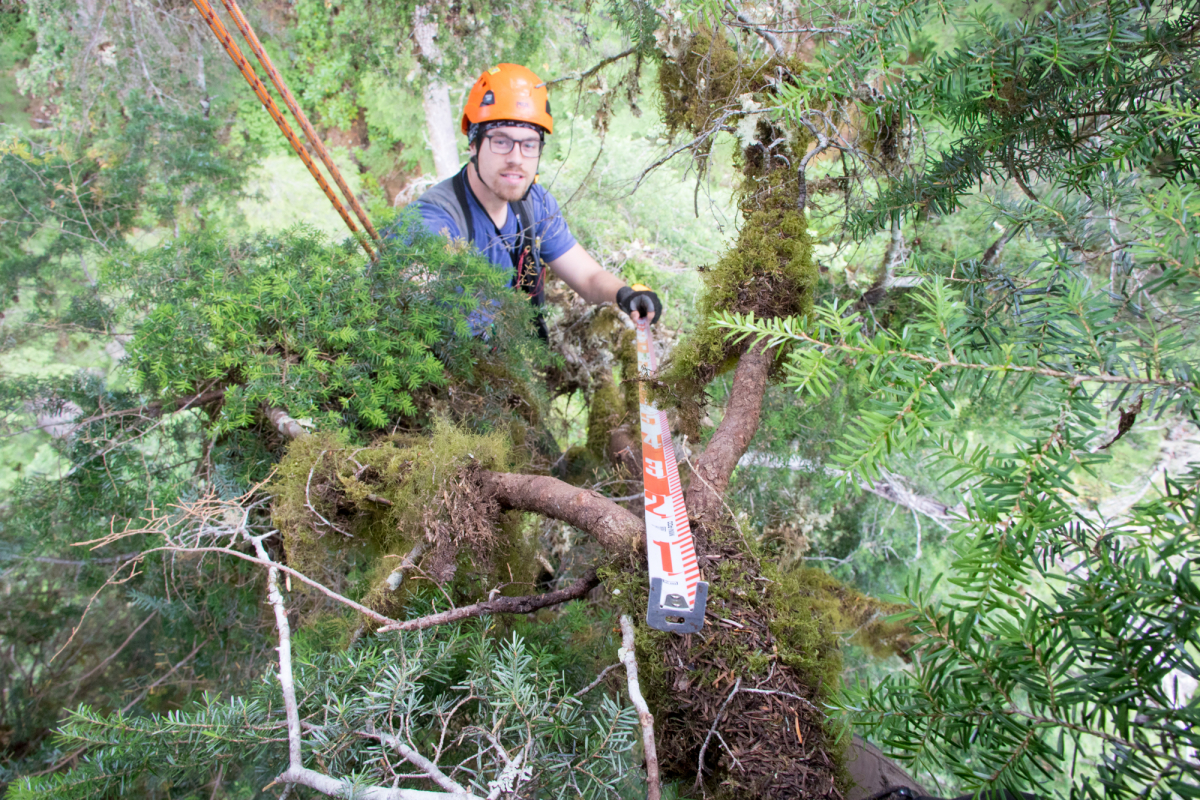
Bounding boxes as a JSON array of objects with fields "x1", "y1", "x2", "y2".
[{"x1": 488, "y1": 176, "x2": 531, "y2": 202}]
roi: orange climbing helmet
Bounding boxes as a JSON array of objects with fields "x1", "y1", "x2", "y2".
[{"x1": 461, "y1": 64, "x2": 553, "y2": 136}]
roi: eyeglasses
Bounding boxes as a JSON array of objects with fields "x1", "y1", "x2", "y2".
[{"x1": 484, "y1": 133, "x2": 544, "y2": 158}]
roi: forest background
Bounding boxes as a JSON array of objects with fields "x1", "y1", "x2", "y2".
[{"x1": 0, "y1": 0, "x2": 1198, "y2": 798}]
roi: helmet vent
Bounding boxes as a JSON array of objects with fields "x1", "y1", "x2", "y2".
[
  {"x1": 481, "y1": 90, "x2": 495, "y2": 106},
  {"x1": 545, "y1": 99, "x2": 551, "y2": 115}
]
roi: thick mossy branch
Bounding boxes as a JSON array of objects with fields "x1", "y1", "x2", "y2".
[
  {"x1": 686, "y1": 339, "x2": 773, "y2": 527},
  {"x1": 271, "y1": 421, "x2": 535, "y2": 601},
  {"x1": 600, "y1": 533, "x2": 854, "y2": 799},
  {"x1": 655, "y1": 32, "x2": 819, "y2": 430},
  {"x1": 622, "y1": 28, "x2": 858, "y2": 798}
]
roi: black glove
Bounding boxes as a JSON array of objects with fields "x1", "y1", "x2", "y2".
[{"x1": 616, "y1": 283, "x2": 662, "y2": 324}]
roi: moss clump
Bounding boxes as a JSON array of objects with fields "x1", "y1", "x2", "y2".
[
  {"x1": 658, "y1": 27, "x2": 747, "y2": 146},
  {"x1": 586, "y1": 377, "x2": 626, "y2": 463},
  {"x1": 762, "y1": 564, "x2": 846, "y2": 694},
  {"x1": 657, "y1": 29, "x2": 812, "y2": 154},
  {"x1": 271, "y1": 420, "x2": 533, "y2": 612},
  {"x1": 654, "y1": 30, "x2": 820, "y2": 431},
  {"x1": 659, "y1": 153, "x2": 818, "y2": 433}
]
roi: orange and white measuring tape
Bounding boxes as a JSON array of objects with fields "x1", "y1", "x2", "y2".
[{"x1": 636, "y1": 320, "x2": 708, "y2": 634}]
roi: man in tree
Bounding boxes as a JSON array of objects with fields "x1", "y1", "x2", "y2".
[{"x1": 414, "y1": 63, "x2": 661, "y2": 334}]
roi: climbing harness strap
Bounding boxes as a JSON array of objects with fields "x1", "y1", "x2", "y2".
[
  {"x1": 189, "y1": 0, "x2": 378, "y2": 259},
  {"x1": 637, "y1": 321, "x2": 708, "y2": 634}
]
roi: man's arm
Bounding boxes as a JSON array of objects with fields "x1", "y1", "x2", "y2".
[{"x1": 547, "y1": 243, "x2": 655, "y2": 322}]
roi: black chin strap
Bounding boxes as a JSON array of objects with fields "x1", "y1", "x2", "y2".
[{"x1": 470, "y1": 153, "x2": 484, "y2": 189}]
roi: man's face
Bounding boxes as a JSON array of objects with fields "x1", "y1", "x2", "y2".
[{"x1": 470, "y1": 125, "x2": 542, "y2": 202}]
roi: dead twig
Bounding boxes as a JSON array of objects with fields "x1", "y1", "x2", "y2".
[
  {"x1": 378, "y1": 569, "x2": 599, "y2": 632},
  {"x1": 695, "y1": 677, "x2": 741, "y2": 790},
  {"x1": 305, "y1": 451, "x2": 351, "y2": 538},
  {"x1": 619, "y1": 615, "x2": 661, "y2": 800}
]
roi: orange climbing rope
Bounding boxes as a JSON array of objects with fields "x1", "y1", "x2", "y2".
[
  {"x1": 215, "y1": 0, "x2": 381, "y2": 244},
  {"x1": 189, "y1": 0, "x2": 379, "y2": 260}
]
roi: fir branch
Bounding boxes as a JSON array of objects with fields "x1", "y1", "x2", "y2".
[{"x1": 714, "y1": 304, "x2": 1197, "y2": 388}]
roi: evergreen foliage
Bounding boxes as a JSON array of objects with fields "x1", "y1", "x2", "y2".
[
  {"x1": 852, "y1": 466, "x2": 1200, "y2": 798},
  {"x1": 14, "y1": 623, "x2": 641, "y2": 799},
  {"x1": 104, "y1": 219, "x2": 541, "y2": 432},
  {"x1": 709, "y1": 0, "x2": 1200, "y2": 789},
  {"x1": 0, "y1": 104, "x2": 255, "y2": 313},
  {"x1": 4, "y1": 0, "x2": 1200, "y2": 797},
  {"x1": 846, "y1": 0, "x2": 1200, "y2": 231}
]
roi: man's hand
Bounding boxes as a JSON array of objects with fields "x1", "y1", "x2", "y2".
[{"x1": 616, "y1": 284, "x2": 662, "y2": 324}]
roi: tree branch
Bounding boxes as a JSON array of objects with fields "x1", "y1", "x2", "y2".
[
  {"x1": 478, "y1": 471, "x2": 643, "y2": 556},
  {"x1": 619, "y1": 615, "x2": 660, "y2": 800},
  {"x1": 246, "y1": 529, "x2": 480, "y2": 800},
  {"x1": 543, "y1": 47, "x2": 637, "y2": 86},
  {"x1": 378, "y1": 569, "x2": 600, "y2": 632},
  {"x1": 717, "y1": 315, "x2": 1197, "y2": 390},
  {"x1": 728, "y1": 5, "x2": 783, "y2": 54},
  {"x1": 276, "y1": 765, "x2": 481, "y2": 799},
  {"x1": 266, "y1": 405, "x2": 308, "y2": 440},
  {"x1": 686, "y1": 340, "x2": 774, "y2": 527},
  {"x1": 147, "y1": 544, "x2": 398, "y2": 626},
  {"x1": 371, "y1": 730, "x2": 471, "y2": 795}
]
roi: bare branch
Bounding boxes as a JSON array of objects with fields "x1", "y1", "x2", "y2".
[
  {"x1": 630, "y1": 111, "x2": 738, "y2": 194},
  {"x1": 479, "y1": 471, "x2": 644, "y2": 556},
  {"x1": 379, "y1": 569, "x2": 600, "y2": 632},
  {"x1": 67, "y1": 611, "x2": 158, "y2": 697},
  {"x1": 246, "y1": 529, "x2": 480, "y2": 800},
  {"x1": 147, "y1": 544, "x2": 397, "y2": 626},
  {"x1": 619, "y1": 615, "x2": 661, "y2": 800},
  {"x1": 728, "y1": 5, "x2": 783, "y2": 54},
  {"x1": 370, "y1": 730, "x2": 471, "y2": 795},
  {"x1": 543, "y1": 47, "x2": 637, "y2": 86},
  {"x1": 266, "y1": 405, "x2": 309, "y2": 440},
  {"x1": 277, "y1": 763, "x2": 481, "y2": 799},
  {"x1": 572, "y1": 663, "x2": 622, "y2": 701},
  {"x1": 119, "y1": 635, "x2": 211, "y2": 714},
  {"x1": 696, "y1": 677, "x2": 741, "y2": 790},
  {"x1": 686, "y1": 340, "x2": 774, "y2": 527},
  {"x1": 245, "y1": 532, "x2": 303, "y2": 770}
]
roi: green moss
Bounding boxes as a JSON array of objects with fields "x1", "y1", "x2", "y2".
[
  {"x1": 614, "y1": 328, "x2": 640, "y2": 420},
  {"x1": 586, "y1": 377, "x2": 626, "y2": 462},
  {"x1": 559, "y1": 444, "x2": 602, "y2": 484},
  {"x1": 271, "y1": 419, "x2": 518, "y2": 608},
  {"x1": 658, "y1": 28, "x2": 747, "y2": 144},
  {"x1": 762, "y1": 564, "x2": 910, "y2": 694},
  {"x1": 764, "y1": 564, "x2": 844, "y2": 695},
  {"x1": 655, "y1": 33, "x2": 821, "y2": 427}
]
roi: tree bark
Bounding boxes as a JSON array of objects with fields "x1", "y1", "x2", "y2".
[
  {"x1": 609, "y1": 424, "x2": 643, "y2": 479},
  {"x1": 685, "y1": 340, "x2": 774, "y2": 527},
  {"x1": 265, "y1": 405, "x2": 308, "y2": 440},
  {"x1": 412, "y1": 5, "x2": 459, "y2": 180},
  {"x1": 422, "y1": 82, "x2": 459, "y2": 180},
  {"x1": 478, "y1": 471, "x2": 644, "y2": 558}
]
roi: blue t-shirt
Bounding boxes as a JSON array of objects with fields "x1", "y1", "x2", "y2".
[{"x1": 415, "y1": 178, "x2": 577, "y2": 276}]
